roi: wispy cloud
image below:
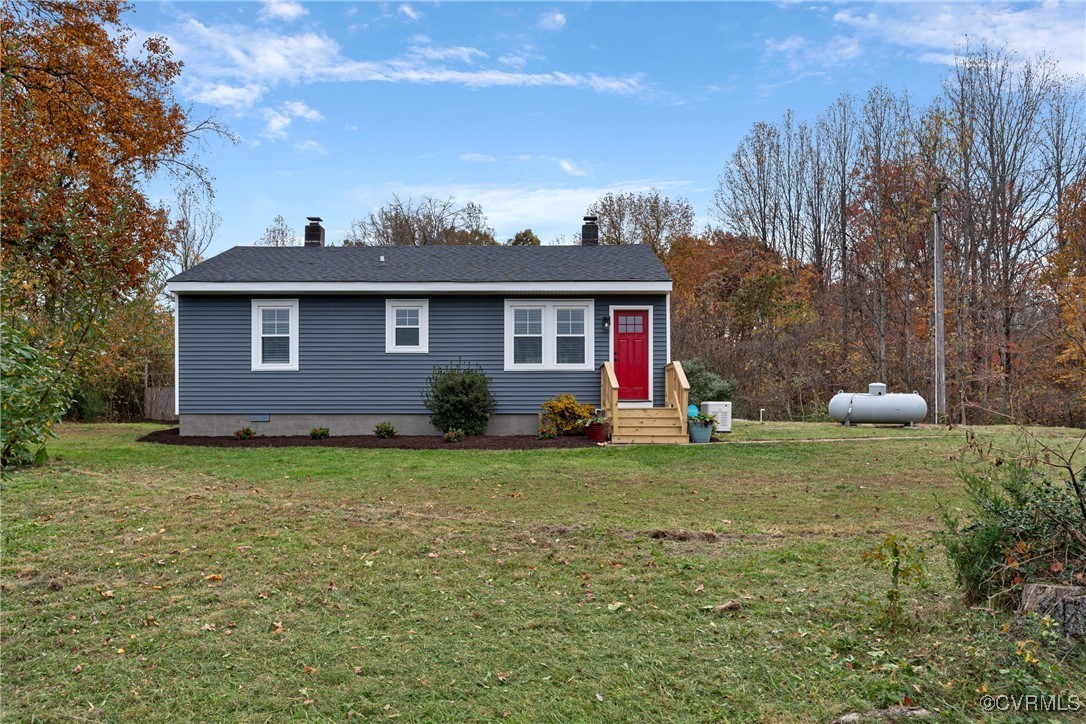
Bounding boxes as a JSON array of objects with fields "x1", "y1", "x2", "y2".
[
  {"x1": 167, "y1": 19, "x2": 654, "y2": 107},
  {"x1": 764, "y1": 33, "x2": 862, "y2": 72},
  {"x1": 398, "y1": 4, "x2": 422, "y2": 21},
  {"x1": 538, "y1": 11, "x2": 566, "y2": 31},
  {"x1": 293, "y1": 139, "x2": 328, "y2": 155},
  {"x1": 349, "y1": 179, "x2": 691, "y2": 243},
  {"x1": 259, "y1": 0, "x2": 307, "y2": 22},
  {"x1": 261, "y1": 100, "x2": 324, "y2": 140},
  {"x1": 188, "y1": 82, "x2": 266, "y2": 109},
  {"x1": 557, "y1": 159, "x2": 588, "y2": 177},
  {"x1": 459, "y1": 153, "x2": 498, "y2": 163},
  {"x1": 829, "y1": 2, "x2": 1084, "y2": 71}
]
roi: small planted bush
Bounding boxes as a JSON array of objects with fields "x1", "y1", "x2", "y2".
[
  {"x1": 422, "y1": 359, "x2": 495, "y2": 437},
  {"x1": 443, "y1": 428, "x2": 465, "y2": 444},
  {"x1": 537, "y1": 419, "x2": 557, "y2": 440},
  {"x1": 309, "y1": 427, "x2": 330, "y2": 440},
  {"x1": 373, "y1": 422, "x2": 397, "y2": 439},
  {"x1": 682, "y1": 359, "x2": 736, "y2": 406},
  {"x1": 234, "y1": 427, "x2": 256, "y2": 440},
  {"x1": 541, "y1": 393, "x2": 595, "y2": 436}
]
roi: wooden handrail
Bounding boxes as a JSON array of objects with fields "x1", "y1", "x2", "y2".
[
  {"x1": 664, "y1": 361, "x2": 690, "y2": 436},
  {"x1": 600, "y1": 361, "x2": 619, "y2": 431}
]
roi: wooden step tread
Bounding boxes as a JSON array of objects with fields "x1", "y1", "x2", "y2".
[
  {"x1": 611, "y1": 434, "x2": 689, "y2": 444},
  {"x1": 616, "y1": 408, "x2": 682, "y2": 418}
]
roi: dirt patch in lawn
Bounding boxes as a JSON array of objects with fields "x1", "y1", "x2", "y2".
[
  {"x1": 139, "y1": 427, "x2": 598, "y2": 450},
  {"x1": 620, "y1": 529, "x2": 783, "y2": 544}
]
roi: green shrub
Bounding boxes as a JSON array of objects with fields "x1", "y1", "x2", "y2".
[
  {"x1": 939, "y1": 462, "x2": 1086, "y2": 606},
  {"x1": 540, "y1": 393, "x2": 595, "y2": 436},
  {"x1": 234, "y1": 427, "x2": 256, "y2": 440},
  {"x1": 681, "y1": 359, "x2": 736, "y2": 407},
  {"x1": 422, "y1": 360, "x2": 495, "y2": 436},
  {"x1": 309, "y1": 427, "x2": 330, "y2": 440},
  {"x1": 1, "y1": 323, "x2": 72, "y2": 468},
  {"x1": 444, "y1": 428, "x2": 465, "y2": 444},
  {"x1": 374, "y1": 422, "x2": 397, "y2": 439}
]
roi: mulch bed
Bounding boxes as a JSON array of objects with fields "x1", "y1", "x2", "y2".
[{"x1": 138, "y1": 427, "x2": 599, "y2": 450}]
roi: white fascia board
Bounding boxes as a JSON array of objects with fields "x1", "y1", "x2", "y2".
[{"x1": 166, "y1": 280, "x2": 672, "y2": 294}]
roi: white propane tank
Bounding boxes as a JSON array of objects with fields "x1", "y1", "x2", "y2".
[
  {"x1": 828, "y1": 383, "x2": 927, "y2": 426},
  {"x1": 700, "y1": 401, "x2": 732, "y2": 433}
]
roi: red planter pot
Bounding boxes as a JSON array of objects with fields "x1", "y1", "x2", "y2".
[{"x1": 585, "y1": 423, "x2": 610, "y2": 442}]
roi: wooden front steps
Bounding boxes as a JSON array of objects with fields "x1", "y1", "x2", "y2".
[{"x1": 610, "y1": 407, "x2": 688, "y2": 444}]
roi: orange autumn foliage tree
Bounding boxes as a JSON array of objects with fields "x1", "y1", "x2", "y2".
[
  {"x1": 1044, "y1": 179, "x2": 1086, "y2": 405},
  {"x1": 1, "y1": 1, "x2": 215, "y2": 444}
]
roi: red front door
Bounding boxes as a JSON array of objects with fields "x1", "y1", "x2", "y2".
[{"x1": 614, "y1": 310, "x2": 649, "y2": 400}]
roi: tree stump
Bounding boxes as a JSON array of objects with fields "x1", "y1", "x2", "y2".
[{"x1": 1019, "y1": 584, "x2": 1086, "y2": 638}]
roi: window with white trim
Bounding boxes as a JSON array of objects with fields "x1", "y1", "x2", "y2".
[
  {"x1": 251, "y1": 299, "x2": 299, "y2": 371},
  {"x1": 385, "y1": 299, "x2": 429, "y2": 353},
  {"x1": 504, "y1": 300, "x2": 594, "y2": 371}
]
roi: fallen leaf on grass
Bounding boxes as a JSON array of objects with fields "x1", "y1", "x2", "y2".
[
  {"x1": 704, "y1": 601, "x2": 742, "y2": 614},
  {"x1": 694, "y1": 584, "x2": 705, "y2": 593},
  {"x1": 496, "y1": 672, "x2": 509, "y2": 683},
  {"x1": 95, "y1": 588, "x2": 115, "y2": 599},
  {"x1": 354, "y1": 667, "x2": 363, "y2": 675},
  {"x1": 269, "y1": 621, "x2": 285, "y2": 634},
  {"x1": 607, "y1": 601, "x2": 625, "y2": 612},
  {"x1": 595, "y1": 693, "x2": 604, "y2": 702},
  {"x1": 202, "y1": 623, "x2": 216, "y2": 632},
  {"x1": 303, "y1": 665, "x2": 317, "y2": 674},
  {"x1": 71, "y1": 664, "x2": 82, "y2": 674},
  {"x1": 204, "y1": 574, "x2": 223, "y2": 581}
]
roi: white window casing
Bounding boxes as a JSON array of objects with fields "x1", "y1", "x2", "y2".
[
  {"x1": 504, "y1": 299, "x2": 594, "y2": 371},
  {"x1": 385, "y1": 299, "x2": 429, "y2": 353},
  {"x1": 251, "y1": 299, "x2": 299, "y2": 371}
]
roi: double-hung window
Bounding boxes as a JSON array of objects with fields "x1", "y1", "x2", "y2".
[
  {"x1": 504, "y1": 300, "x2": 593, "y2": 371},
  {"x1": 385, "y1": 299, "x2": 429, "y2": 353},
  {"x1": 251, "y1": 299, "x2": 299, "y2": 371}
]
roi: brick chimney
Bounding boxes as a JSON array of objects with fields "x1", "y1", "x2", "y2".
[
  {"x1": 581, "y1": 215, "x2": 599, "y2": 246},
  {"x1": 304, "y1": 217, "x2": 325, "y2": 247}
]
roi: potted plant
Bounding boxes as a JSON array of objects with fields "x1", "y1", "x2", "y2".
[
  {"x1": 688, "y1": 411, "x2": 717, "y2": 443},
  {"x1": 580, "y1": 416, "x2": 611, "y2": 443}
]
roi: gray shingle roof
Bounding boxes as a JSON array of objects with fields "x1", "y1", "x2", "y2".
[{"x1": 168, "y1": 244, "x2": 671, "y2": 284}]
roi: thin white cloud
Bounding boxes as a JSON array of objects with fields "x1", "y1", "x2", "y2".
[
  {"x1": 398, "y1": 3, "x2": 422, "y2": 21},
  {"x1": 557, "y1": 159, "x2": 588, "y2": 177},
  {"x1": 261, "y1": 100, "x2": 324, "y2": 140},
  {"x1": 168, "y1": 19, "x2": 653, "y2": 100},
  {"x1": 829, "y1": 2, "x2": 1084, "y2": 72},
  {"x1": 409, "y1": 45, "x2": 487, "y2": 64},
  {"x1": 764, "y1": 33, "x2": 862, "y2": 72},
  {"x1": 459, "y1": 153, "x2": 498, "y2": 163},
  {"x1": 188, "y1": 82, "x2": 267, "y2": 108},
  {"x1": 293, "y1": 139, "x2": 328, "y2": 155},
  {"x1": 259, "y1": 0, "x2": 307, "y2": 22},
  {"x1": 538, "y1": 11, "x2": 566, "y2": 31},
  {"x1": 349, "y1": 179, "x2": 691, "y2": 243}
]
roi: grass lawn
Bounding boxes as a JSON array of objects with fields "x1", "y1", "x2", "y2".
[{"x1": 2, "y1": 422, "x2": 1083, "y2": 721}]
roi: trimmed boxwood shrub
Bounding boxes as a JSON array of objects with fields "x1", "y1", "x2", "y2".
[{"x1": 422, "y1": 360, "x2": 495, "y2": 437}]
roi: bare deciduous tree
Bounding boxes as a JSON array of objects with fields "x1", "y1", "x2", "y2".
[
  {"x1": 167, "y1": 184, "x2": 220, "y2": 272},
  {"x1": 587, "y1": 189, "x2": 694, "y2": 255},
  {"x1": 256, "y1": 214, "x2": 299, "y2": 247},
  {"x1": 343, "y1": 195, "x2": 496, "y2": 246}
]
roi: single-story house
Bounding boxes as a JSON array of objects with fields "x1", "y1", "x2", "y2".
[{"x1": 166, "y1": 217, "x2": 690, "y2": 442}]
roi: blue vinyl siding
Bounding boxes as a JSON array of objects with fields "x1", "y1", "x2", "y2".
[{"x1": 177, "y1": 294, "x2": 668, "y2": 414}]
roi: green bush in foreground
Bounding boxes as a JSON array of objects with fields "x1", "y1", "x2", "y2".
[
  {"x1": 422, "y1": 360, "x2": 494, "y2": 436},
  {"x1": 1, "y1": 323, "x2": 72, "y2": 468},
  {"x1": 373, "y1": 422, "x2": 397, "y2": 439},
  {"x1": 940, "y1": 462, "x2": 1086, "y2": 606}
]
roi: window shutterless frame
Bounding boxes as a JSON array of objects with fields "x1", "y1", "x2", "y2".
[
  {"x1": 385, "y1": 299, "x2": 429, "y2": 353},
  {"x1": 251, "y1": 299, "x2": 299, "y2": 371},
  {"x1": 503, "y1": 300, "x2": 594, "y2": 371}
]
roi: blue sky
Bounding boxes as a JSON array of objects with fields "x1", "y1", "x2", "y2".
[{"x1": 133, "y1": 1, "x2": 1085, "y2": 254}]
